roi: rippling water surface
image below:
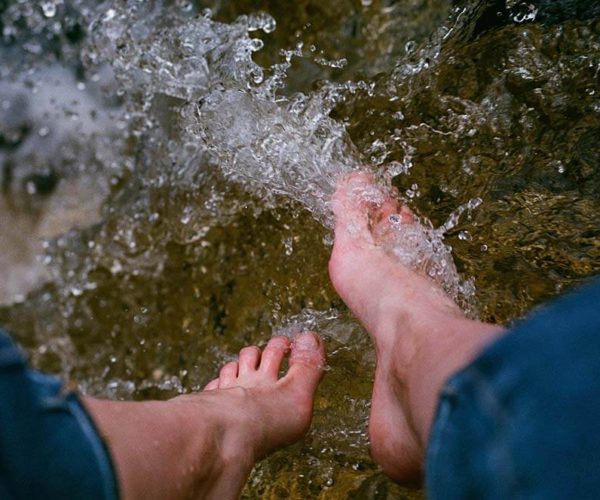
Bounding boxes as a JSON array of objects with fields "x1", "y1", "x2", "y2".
[{"x1": 1, "y1": 0, "x2": 599, "y2": 497}]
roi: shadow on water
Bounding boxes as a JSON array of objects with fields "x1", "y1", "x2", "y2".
[{"x1": 1, "y1": 0, "x2": 599, "y2": 497}]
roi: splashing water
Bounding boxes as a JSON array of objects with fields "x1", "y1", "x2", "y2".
[
  {"x1": 81, "y1": 0, "x2": 476, "y2": 305},
  {"x1": 2, "y1": 0, "x2": 600, "y2": 497}
]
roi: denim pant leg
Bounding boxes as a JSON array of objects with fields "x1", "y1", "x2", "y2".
[
  {"x1": 0, "y1": 330, "x2": 118, "y2": 500},
  {"x1": 426, "y1": 278, "x2": 600, "y2": 499}
]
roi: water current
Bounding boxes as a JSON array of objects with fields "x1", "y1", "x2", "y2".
[{"x1": 1, "y1": 0, "x2": 600, "y2": 497}]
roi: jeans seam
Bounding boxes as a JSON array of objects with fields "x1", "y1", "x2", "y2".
[
  {"x1": 427, "y1": 367, "x2": 519, "y2": 498},
  {"x1": 65, "y1": 395, "x2": 119, "y2": 500}
]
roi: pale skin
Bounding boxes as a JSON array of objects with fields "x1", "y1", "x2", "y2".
[
  {"x1": 83, "y1": 172, "x2": 506, "y2": 498},
  {"x1": 84, "y1": 332, "x2": 326, "y2": 499},
  {"x1": 328, "y1": 172, "x2": 505, "y2": 483}
]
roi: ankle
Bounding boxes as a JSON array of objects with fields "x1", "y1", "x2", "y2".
[
  {"x1": 171, "y1": 393, "x2": 257, "y2": 499},
  {"x1": 403, "y1": 317, "x2": 505, "y2": 445}
]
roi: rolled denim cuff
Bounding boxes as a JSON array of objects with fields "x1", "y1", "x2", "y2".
[
  {"x1": 425, "y1": 277, "x2": 600, "y2": 499},
  {"x1": 0, "y1": 329, "x2": 119, "y2": 500},
  {"x1": 65, "y1": 392, "x2": 120, "y2": 500}
]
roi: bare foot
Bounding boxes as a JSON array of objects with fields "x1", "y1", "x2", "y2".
[
  {"x1": 200, "y1": 333, "x2": 327, "y2": 459},
  {"x1": 86, "y1": 332, "x2": 326, "y2": 500},
  {"x1": 328, "y1": 172, "x2": 503, "y2": 484}
]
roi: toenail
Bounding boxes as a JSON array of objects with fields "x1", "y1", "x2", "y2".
[{"x1": 292, "y1": 333, "x2": 319, "y2": 351}]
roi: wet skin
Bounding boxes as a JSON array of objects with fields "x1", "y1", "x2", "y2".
[
  {"x1": 85, "y1": 332, "x2": 326, "y2": 500},
  {"x1": 83, "y1": 171, "x2": 504, "y2": 498},
  {"x1": 328, "y1": 172, "x2": 505, "y2": 483}
]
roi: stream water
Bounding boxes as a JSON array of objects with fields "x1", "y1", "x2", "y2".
[{"x1": 1, "y1": 0, "x2": 600, "y2": 497}]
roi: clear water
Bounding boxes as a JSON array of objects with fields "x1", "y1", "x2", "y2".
[{"x1": 1, "y1": 0, "x2": 599, "y2": 497}]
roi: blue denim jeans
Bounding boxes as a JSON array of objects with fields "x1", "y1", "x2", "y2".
[
  {"x1": 427, "y1": 278, "x2": 600, "y2": 499},
  {"x1": 0, "y1": 330, "x2": 118, "y2": 500}
]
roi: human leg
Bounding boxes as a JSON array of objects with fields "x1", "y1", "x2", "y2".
[
  {"x1": 85, "y1": 332, "x2": 326, "y2": 500},
  {"x1": 328, "y1": 173, "x2": 504, "y2": 482},
  {"x1": 0, "y1": 329, "x2": 118, "y2": 500},
  {"x1": 426, "y1": 278, "x2": 600, "y2": 498}
]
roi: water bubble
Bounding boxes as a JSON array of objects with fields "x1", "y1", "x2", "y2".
[
  {"x1": 246, "y1": 13, "x2": 276, "y2": 33},
  {"x1": 178, "y1": 2, "x2": 193, "y2": 13},
  {"x1": 314, "y1": 57, "x2": 348, "y2": 69},
  {"x1": 555, "y1": 161, "x2": 566, "y2": 174},
  {"x1": 110, "y1": 260, "x2": 123, "y2": 274},
  {"x1": 405, "y1": 183, "x2": 420, "y2": 198},
  {"x1": 249, "y1": 38, "x2": 264, "y2": 52},
  {"x1": 261, "y1": 16, "x2": 276, "y2": 34},
  {"x1": 458, "y1": 230, "x2": 472, "y2": 241},
  {"x1": 509, "y1": 2, "x2": 538, "y2": 22},
  {"x1": 41, "y1": 2, "x2": 57, "y2": 18},
  {"x1": 283, "y1": 237, "x2": 294, "y2": 256}
]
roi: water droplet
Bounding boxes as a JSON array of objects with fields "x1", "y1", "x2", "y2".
[
  {"x1": 110, "y1": 260, "x2": 123, "y2": 274},
  {"x1": 261, "y1": 16, "x2": 276, "y2": 34},
  {"x1": 283, "y1": 237, "x2": 294, "y2": 256},
  {"x1": 41, "y1": 2, "x2": 57, "y2": 18},
  {"x1": 103, "y1": 8, "x2": 116, "y2": 22},
  {"x1": 249, "y1": 38, "x2": 264, "y2": 52}
]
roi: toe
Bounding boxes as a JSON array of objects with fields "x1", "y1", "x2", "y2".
[
  {"x1": 285, "y1": 332, "x2": 326, "y2": 394},
  {"x1": 204, "y1": 378, "x2": 220, "y2": 391},
  {"x1": 259, "y1": 336, "x2": 291, "y2": 378},
  {"x1": 372, "y1": 204, "x2": 416, "y2": 243},
  {"x1": 238, "y1": 346, "x2": 261, "y2": 375},
  {"x1": 218, "y1": 361, "x2": 239, "y2": 389}
]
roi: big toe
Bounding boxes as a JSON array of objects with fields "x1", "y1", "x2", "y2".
[{"x1": 284, "y1": 332, "x2": 326, "y2": 397}]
